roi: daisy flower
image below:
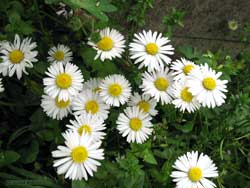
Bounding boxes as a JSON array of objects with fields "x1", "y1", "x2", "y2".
[
  {"x1": 82, "y1": 78, "x2": 102, "y2": 93},
  {"x1": 72, "y1": 89, "x2": 110, "y2": 120},
  {"x1": 52, "y1": 130, "x2": 104, "y2": 180},
  {"x1": 128, "y1": 92, "x2": 158, "y2": 116},
  {"x1": 129, "y1": 30, "x2": 174, "y2": 71},
  {"x1": 172, "y1": 81, "x2": 200, "y2": 113},
  {"x1": 88, "y1": 27, "x2": 125, "y2": 61},
  {"x1": 0, "y1": 34, "x2": 38, "y2": 79},
  {"x1": 0, "y1": 40, "x2": 7, "y2": 51},
  {"x1": 47, "y1": 44, "x2": 73, "y2": 64},
  {"x1": 171, "y1": 58, "x2": 198, "y2": 81},
  {"x1": 0, "y1": 78, "x2": 4, "y2": 92},
  {"x1": 41, "y1": 94, "x2": 72, "y2": 120},
  {"x1": 187, "y1": 64, "x2": 228, "y2": 108},
  {"x1": 116, "y1": 106, "x2": 153, "y2": 144},
  {"x1": 66, "y1": 114, "x2": 106, "y2": 142},
  {"x1": 141, "y1": 67, "x2": 174, "y2": 105},
  {"x1": 56, "y1": 3, "x2": 73, "y2": 19},
  {"x1": 99, "y1": 74, "x2": 131, "y2": 107},
  {"x1": 171, "y1": 151, "x2": 218, "y2": 188},
  {"x1": 43, "y1": 62, "x2": 84, "y2": 101}
]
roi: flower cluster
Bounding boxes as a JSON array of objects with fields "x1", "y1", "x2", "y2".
[{"x1": 0, "y1": 29, "x2": 225, "y2": 186}]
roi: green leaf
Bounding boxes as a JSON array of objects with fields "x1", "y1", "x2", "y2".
[
  {"x1": 175, "y1": 122, "x2": 194, "y2": 133},
  {"x1": 45, "y1": 0, "x2": 61, "y2": 4},
  {"x1": 0, "y1": 151, "x2": 20, "y2": 167},
  {"x1": 37, "y1": 129, "x2": 54, "y2": 142},
  {"x1": 7, "y1": 126, "x2": 30, "y2": 148},
  {"x1": 142, "y1": 149, "x2": 157, "y2": 165},
  {"x1": 5, "y1": 11, "x2": 34, "y2": 35},
  {"x1": 19, "y1": 140, "x2": 39, "y2": 164},
  {"x1": 63, "y1": 0, "x2": 117, "y2": 22},
  {"x1": 130, "y1": 142, "x2": 157, "y2": 165},
  {"x1": 72, "y1": 180, "x2": 88, "y2": 188},
  {"x1": 177, "y1": 45, "x2": 201, "y2": 60},
  {"x1": 68, "y1": 17, "x2": 83, "y2": 31},
  {"x1": 25, "y1": 79, "x2": 43, "y2": 96}
]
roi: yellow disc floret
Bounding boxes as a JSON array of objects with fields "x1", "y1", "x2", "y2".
[
  {"x1": 78, "y1": 125, "x2": 92, "y2": 135},
  {"x1": 9, "y1": 49, "x2": 24, "y2": 64},
  {"x1": 145, "y1": 43, "x2": 158, "y2": 55},
  {"x1": 85, "y1": 100, "x2": 99, "y2": 114},
  {"x1": 129, "y1": 118, "x2": 142, "y2": 131},
  {"x1": 55, "y1": 97, "x2": 70, "y2": 108},
  {"x1": 183, "y1": 64, "x2": 194, "y2": 75},
  {"x1": 94, "y1": 87, "x2": 102, "y2": 93},
  {"x1": 97, "y1": 36, "x2": 114, "y2": 51},
  {"x1": 181, "y1": 87, "x2": 193, "y2": 102},
  {"x1": 137, "y1": 101, "x2": 150, "y2": 113},
  {"x1": 202, "y1": 77, "x2": 216, "y2": 90},
  {"x1": 53, "y1": 51, "x2": 65, "y2": 61},
  {"x1": 154, "y1": 77, "x2": 169, "y2": 91},
  {"x1": 108, "y1": 83, "x2": 122, "y2": 97},
  {"x1": 71, "y1": 146, "x2": 88, "y2": 163},
  {"x1": 56, "y1": 73, "x2": 72, "y2": 89},
  {"x1": 188, "y1": 167, "x2": 202, "y2": 182}
]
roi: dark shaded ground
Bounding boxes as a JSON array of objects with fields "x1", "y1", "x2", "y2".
[{"x1": 146, "y1": 0, "x2": 250, "y2": 55}]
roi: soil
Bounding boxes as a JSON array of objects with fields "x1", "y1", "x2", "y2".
[{"x1": 145, "y1": 0, "x2": 250, "y2": 56}]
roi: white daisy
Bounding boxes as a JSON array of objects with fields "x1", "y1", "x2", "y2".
[
  {"x1": 47, "y1": 44, "x2": 73, "y2": 64},
  {"x1": 56, "y1": 3, "x2": 73, "y2": 19},
  {"x1": 171, "y1": 151, "x2": 219, "y2": 188},
  {"x1": 171, "y1": 58, "x2": 198, "y2": 81},
  {"x1": 82, "y1": 78, "x2": 102, "y2": 93},
  {"x1": 172, "y1": 81, "x2": 200, "y2": 113},
  {"x1": 99, "y1": 74, "x2": 131, "y2": 107},
  {"x1": 43, "y1": 62, "x2": 84, "y2": 101},
  {"x1": 0, "y1": 78, "x2": 4, "y2": 92},
  {"x1": 88, "y1": 27, "x2": 125, "y2": 61},
  {"x1": 129, "y1": 30, "x2": 174, "y2": 71},
  {"x1": 52, "y1": 130, "x2": 104, "y2": 180},
  {"x1": 41, "y1": 94, "x2": 72, "y2": 120},
  {"x1": 141, "y1": 67, "x2": 174, "y2": 105},
  {"x1": 187, "y1": 64, "x2": 228, "y2": 108},
  {"x1": 66, "y1": 114, "x2": 106, "y2": 142},
  {"x1": 117, "y1": 106, "x2": 153, "y2": 144},
  {"x1": 72, "y1": 89, "x2": 110, "y2": 120},
  {"x1": 128, "y1": 92, "x2": 158, "y2": 116},
  {"x1": 0, "y1": 40, "x2": 7, "y2": 51},
  {"x1": 0, "y1": 34, "x2": 38, "y2": 79}
]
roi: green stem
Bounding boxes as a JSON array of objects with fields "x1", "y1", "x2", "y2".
[{"x1": 34, "y1": 0, "x2": 45, "y2": 34}]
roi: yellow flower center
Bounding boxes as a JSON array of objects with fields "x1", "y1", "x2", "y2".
[
  {"x1": 94, "y1": 87, "x2": 102, "y2": 93},
  {"x1": 9, "y1": 50, "x2": 24, "y2": 64},
  {"x1": 188, "y1": 167, "x2": 203, "y2": 182},
  {"x1": 145, "y1": 43, "x2": 158, "y2": 55},
  {"x1": 97, "y1": 36, "x2": 113, "y2": 51},
  {"x1": 183, "y1": 64, "x2": 194, "y2": 75},
  {"x1": 78, "y1": 125, "x2": 92, "y2": 135},
  {"x1": 154, "y1": 77, "x2": 169, "y2": 91},
  {"x1": 129, "y1": 118, "x2": 142, "y2": 131},
  {"x1": 56, "y1": 73, "x2": 72, "y2": 89},
  {"x1": 85, "y1": 100, "x2": 99, "y2": 114},
  {"x1": 53, "y1": 50, "x2": 65, "y2": 61},
  {"x1": 202, "y1": 77, "x2": 216, "y2": 90},
  {"x1": 108, "y1": 84, "x2": 122, "y2": 97},
  {"x1": 71, "y1": 146, "x2": 88, "y2": 163},
  {"x1": 181, "y1": 87, "x2": 193, "y2": 102},
  {"x1": 55, "y1": 97, "x2": 70, "y2": 108},
  {"x1": 137, "y1": 101, "x2": 150, "y2": 113}
]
